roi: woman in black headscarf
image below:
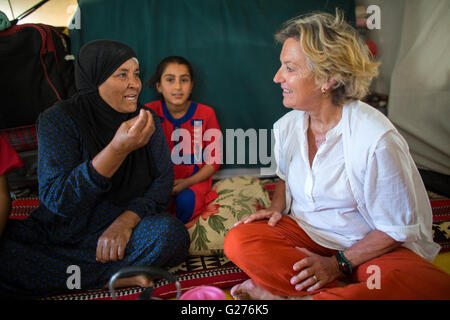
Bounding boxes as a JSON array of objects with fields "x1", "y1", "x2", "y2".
[{"x1": 0, "y1": 40, "x2": 190, "y2": 299}]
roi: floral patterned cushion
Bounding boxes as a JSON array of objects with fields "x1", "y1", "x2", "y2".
[{"x1": 186, "y1": 176, "x2": 271, "y2": 256}]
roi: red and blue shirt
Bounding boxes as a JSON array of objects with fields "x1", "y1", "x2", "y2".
[{"x1": 145, "y1": 100, "x2": 222, "y2": 180}]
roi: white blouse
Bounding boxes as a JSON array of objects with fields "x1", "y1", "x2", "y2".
[
  {"x1": 273, "y1": 101, "x2": 440, "y2": 261},
  {"x1": 287, "y1": 114, "x2": 372, "y2": 249}
]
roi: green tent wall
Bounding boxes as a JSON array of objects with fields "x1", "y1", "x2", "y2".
[{"x1": 70, "y1": 0, "x2": 355, "y2": 170}]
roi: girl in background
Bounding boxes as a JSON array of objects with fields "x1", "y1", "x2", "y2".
[{"x1": 145, "y1": 56, "x2": 221, "y2": 224}]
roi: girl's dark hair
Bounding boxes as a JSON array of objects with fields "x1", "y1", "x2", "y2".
[{"x1": 145, "y1": 56, "x2": 195, "y2": 89}]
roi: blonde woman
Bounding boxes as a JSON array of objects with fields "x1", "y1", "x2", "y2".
[{"x1": 224, "y1": 10, "x2": 450, "y2": 300}]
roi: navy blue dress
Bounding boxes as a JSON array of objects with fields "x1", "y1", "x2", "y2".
[{"x1": 0, "y1": 106, "x2": 190, "y2": 299}]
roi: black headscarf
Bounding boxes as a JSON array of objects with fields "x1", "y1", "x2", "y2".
[{"x1": 61, "y1": 39, "x2": 157, "y2": 206}]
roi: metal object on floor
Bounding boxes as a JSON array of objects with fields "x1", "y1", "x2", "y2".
[{"x1": 108, "y1": 266, "x2": 181, "y2": 300}]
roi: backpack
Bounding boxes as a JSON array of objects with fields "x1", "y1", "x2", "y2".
[{"x1": 0, "y1": 23, "x2": 76, "y2": 129}]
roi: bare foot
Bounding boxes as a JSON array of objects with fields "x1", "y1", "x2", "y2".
[
  {"x1": 104, "y1": 275, "x2": 154, "y2": 289},
  {"x1": 230, "y1": 279, "x2": 312, "y2": 300}
]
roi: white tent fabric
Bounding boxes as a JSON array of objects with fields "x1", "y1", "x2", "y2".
[{"x1": 388, "y1": 0, "x2": 450, "y2": 175}]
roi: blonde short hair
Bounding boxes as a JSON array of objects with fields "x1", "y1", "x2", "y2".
[{"x1": 275, "y1": 9, "x2": 379, "y2": 106}]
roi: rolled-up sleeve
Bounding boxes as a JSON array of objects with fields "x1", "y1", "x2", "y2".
[{"x1": 363, "y1": 131, "x2": 425, "y2": 243}]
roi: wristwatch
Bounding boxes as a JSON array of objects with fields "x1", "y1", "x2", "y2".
[{"x1": 335, "y1": 250, "x2": 353, "y2": 275}]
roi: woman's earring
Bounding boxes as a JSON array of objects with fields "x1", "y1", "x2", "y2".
[{"x1": 321, "y1": 88, "x2": 327, "y2": 95}]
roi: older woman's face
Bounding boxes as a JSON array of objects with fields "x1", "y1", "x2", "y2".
[
  {"x1": 273, "y1": 38, "x2": 321, "y2": 110},
  {"x1": 98, "y1": 58, "x2": 142, "y2": 113}
]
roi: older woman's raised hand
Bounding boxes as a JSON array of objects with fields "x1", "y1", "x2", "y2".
[{"x1": 111, "y1": 109, "x2": 155, "y2": 155}]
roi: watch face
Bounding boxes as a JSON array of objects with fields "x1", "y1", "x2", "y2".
[
  {"x1": 338, "y1": 260, "x2": 350, "y2": 274},
  {"x1": 336, "y1": 252, "x2": 352, "y2": 275},
  {"x1": 340, "y1": 261, "x2": 349, "y2": 272}
]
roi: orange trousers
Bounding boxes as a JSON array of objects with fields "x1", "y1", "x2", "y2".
[{"x1": 224, "y1": 216, "x2": 450, "y2": 300}]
